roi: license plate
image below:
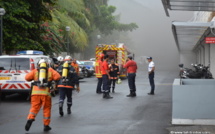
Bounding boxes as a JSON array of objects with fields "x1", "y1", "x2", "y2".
[{"x1": 0, "y1": 77, "x2": 11, "y2": 80}]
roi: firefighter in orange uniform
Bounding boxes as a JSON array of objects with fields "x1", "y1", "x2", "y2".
[
  {"x1": 95, "y1": 54, "x2": 103, "y2": 94},
  {"x1": 25, "y1": 59, "x2": 61, "y2": 132},
  {"x1": 71, "y1": 58, "x2": 79, "y2": 76}
]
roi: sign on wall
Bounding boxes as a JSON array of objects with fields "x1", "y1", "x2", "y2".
[{"x1": 205, "y1": 37, "x2": 215, "y2": 44}]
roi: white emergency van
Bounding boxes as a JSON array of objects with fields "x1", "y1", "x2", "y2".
[{"x1": 0, "y1": 50, "x2": 49, "y2": 99}]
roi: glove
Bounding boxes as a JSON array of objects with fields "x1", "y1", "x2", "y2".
[
  {"x1": 76, "y1": 87, "x2": 80, "y2": 92},
  {"x1": 75, "y1": 84, "x2": 80, "y2": 92}
]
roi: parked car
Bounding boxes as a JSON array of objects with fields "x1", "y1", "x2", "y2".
[
  {"x1": 0, "y1": 50, "x2": 50, "y2": 100},
  {"x1": 80, "y1": 60, "x2": 95, "y2": 77}
]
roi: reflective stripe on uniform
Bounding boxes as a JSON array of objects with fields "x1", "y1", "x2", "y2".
[
  {"x1": 95, "y1": 74, "x2": 102, "y2": 78},
  {"x1": 31, "y1": 89, "x2": 51, "y2": 96},
  {"x1": 29, "y1": 112, "x2": 37, "y2": 116},
  {"x1": 67, "y1": 102, "x2": 72, "y2": 104},
  {"x1": 43, "y1": 117, "x2": 51, "y2": 119}
]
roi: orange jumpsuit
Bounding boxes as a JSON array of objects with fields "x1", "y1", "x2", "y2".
[
  {"x1": 25, "y1": 68, "x2": 61, "y2": 126},
  {"x1": 71, "y1": 62, "x2": 79, "y2": 76}
]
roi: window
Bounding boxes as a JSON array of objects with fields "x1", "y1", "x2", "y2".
[{"x1": 0, "y1": 58, "x2": 30, "y2": 70}]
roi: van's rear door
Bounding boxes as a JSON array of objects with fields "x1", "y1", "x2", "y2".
[{"x1": 0, "y1": 57, "x2": 31, "y2": 92}]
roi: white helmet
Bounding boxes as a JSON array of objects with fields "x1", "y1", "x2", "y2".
[
  {"x1": 64, "y1": 55, "x2": 72, "y2": 61},
  {"x1": 38, "y1": 59, "x2": 47, "y2": 65},
  {"x1": 57, "y1": 56, "x2": 64, "y2": 62}
]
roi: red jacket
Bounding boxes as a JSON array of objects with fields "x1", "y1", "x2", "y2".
[{"x1": 123, "y1": 60, "x2": 137, "y2": 73}]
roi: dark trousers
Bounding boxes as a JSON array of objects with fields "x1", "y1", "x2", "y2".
[
  {"x1": 109, "y1": 79, "x2": 116, "y2": 90},
  {"x1": 128, "y1": 73, "x2": 136, "y2": 92},
  {"x1": 149, "y1": 72, "x2": 155, "y2": 93},
  {"x1": 96, "y1": 78, "x2": 103, "y2": 93},
  {"x1": 102, "y1": 74, "x2": 110, "y2": 93},
  {"x1": 58, "y1": 87, "x2": 72, "y2": 107}
]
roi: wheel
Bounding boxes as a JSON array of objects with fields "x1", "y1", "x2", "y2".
[
  {"x1": 86, "y1": 70, "x2": 91, "y2": 77},
  {"x1": 83, "y1": 70, "x2": 88, "y2": 77},
  {"x1": 1, "y1": 93, "x2": 6, "y2": 100}
]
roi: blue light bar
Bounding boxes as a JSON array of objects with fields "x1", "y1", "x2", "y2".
[{"x1": 16, "y1": 50, "x2": 44, "y2": 55}]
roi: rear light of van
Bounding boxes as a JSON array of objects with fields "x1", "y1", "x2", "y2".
[{"x1": 30, "y1": 58, "x2": 35, "y2": 71}]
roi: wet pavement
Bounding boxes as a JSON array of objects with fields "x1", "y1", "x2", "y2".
[{"x1": 0, "y1": 71, "x2": 176, "y2": 134}]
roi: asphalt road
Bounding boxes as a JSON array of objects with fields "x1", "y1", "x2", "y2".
[{"x1": 0, "y1": 71, "x2": 177, "y2": 134}]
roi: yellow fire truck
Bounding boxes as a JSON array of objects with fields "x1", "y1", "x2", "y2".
[{"x1": 95, "y1": 43, "x2": 133, "y2": 79}]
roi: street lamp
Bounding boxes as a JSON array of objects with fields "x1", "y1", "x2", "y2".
[
  {"x1": 97, "y1": 34, "x2": 101, "y2": 46},
  {"x1": 0, "y1": 8, "x2": 6, "y2": 55},
  {"x1": 65, "y1": 26, "x2": 70, "y2": 55}
]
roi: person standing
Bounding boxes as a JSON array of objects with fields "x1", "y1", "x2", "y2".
[
  {"x1": 58, "y1": 56, "x2": 80, "y2": 116},
  {"x1": 71, "y1": 58, "x2": 79, "y2": 76},
  {"x1": 147, "y1": 57, "x2": 155, "y2": 95},
  {"x1": 25, "y1": 59, "x2": 61, "y2": 132},
  {"x1": 123, "y1": 55, "x2": 138, "y2": 97},
  {"x1": 95, "y1": 54, "x2": 103, "y2": 94},
  {"x1": 109, "y1": 59, "x2": 119, "y2": 93},
  {"x1": 102, "y1": 55, "x2": 113, "y2": 99}
]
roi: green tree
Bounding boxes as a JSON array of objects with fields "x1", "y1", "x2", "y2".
[{"x1": 0, "y1": 0, "x2": 57, "y2": 54}]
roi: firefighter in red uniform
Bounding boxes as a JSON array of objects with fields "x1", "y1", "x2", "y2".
[
  {"x1": 109, "y1": 59, "x2": 119, "y2": 93},
  {"x1": 25, "y1": 59, "x2": 61, "y2": 132},
  {"x1": 102, "y1": 55, "x2": 113, "y2": 99},
  {"x1": 123, "y1": 55, "x2": 138, "y2": 97},
  {"x1": 95, "y1": 54, "x2": 103, "y2": 94}
]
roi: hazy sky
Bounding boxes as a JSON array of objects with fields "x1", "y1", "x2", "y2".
[{"x1": 108, "y1": 0, "x2": 194, "y2": 71}]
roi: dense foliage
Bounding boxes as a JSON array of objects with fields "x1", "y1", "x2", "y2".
[{"x1": 0, "y1": 0, "x2": 138, "y2": 56}]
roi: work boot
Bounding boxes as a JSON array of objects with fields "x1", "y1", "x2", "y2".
[
  {"x1": 67, "y1": 104, "x2": 72, "y2": 114},
  {"x1": 67, "y1": 108, "x2": 71, "y2": 114},
  {"x1": 25, "y1": 119, "x2": 34, "y2": 131},
  {"x1": 148, "y1": 92, "x2": 154, "y2": 95},
  {"x1": 112, "y1": 87, "x2": 115, "y2": 93},
  {"x1": 104, "y1": 92, "x2": 113, "y2": 99},
  {"x1": 126, "y1": 91, "x2": 136, "y2": 97},
  {"x1": 59, "y1": 106, "x2": 64, "y2": 116},
  {"x1": 132, "y1": 92, "x2": 136, "y2": 97},
  {"x1": 44, "y1": 125, "x2": 52, "y2": 131},
  {"x1": 103, "y1": 93, "x2": 107, "y2": 98},
  {"x1": 126, "y1": 90, "x2": 133, "y2": 97}
]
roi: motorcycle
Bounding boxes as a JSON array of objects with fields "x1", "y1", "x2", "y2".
[{"x1": 178, "y1": 63, "x2": 213, "y2": 79}]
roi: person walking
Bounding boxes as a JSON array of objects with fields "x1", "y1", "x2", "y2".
[
  {"x1": 102, "y1": 55, "x2": 113, "y2": 99},
  {"x1": 109, "y1": 59, "x2": 119, "y2": 93},
  {"x1": 95, "y1": 54, "x2": 103, "y2": 94},
  {"x1": 57, "y1": 56, "x2": 80, "y2": 116},
  {"x1": 25, "y1": 59, "x2": 61, "y2": 132},
  {"x1": 123, "y1": 55, "x2": 138, "y2": 97},
  {"x1": 147, "y1": 57, "x2": 155, "y2": 95}
]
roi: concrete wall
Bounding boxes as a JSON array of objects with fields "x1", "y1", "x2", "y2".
[
  {"x1": 205, "y1": 44, "x2": 210, "y2": 66},
  {"x1": 210, "y1": 44, "x2": 215, "y2": 77},
  {"x1": 179, "y1": 50, "x2": 196, "y2": 68},
  {"x1": 172, "y1": 79, "x2": 215, "y2": 125}
]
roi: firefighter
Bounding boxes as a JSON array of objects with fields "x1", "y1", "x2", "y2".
[
  {"x1": 57, "y1": 56, "x2": 80, "y2": 116},
  {"x1": 102, "y1": 55, "x2": 113, "y2": 99},
  {"x1": 71, "y1": 58, "x2": 79, "y2": 76},
  {"x1": 55, "y1": 56, "x2": 64, "y2": 71},
  {"x1": 95, "y1": 54, "x2": 103, "y2": 94},
  {"x1": 108, "y1": 59, "x2": 119, "y2": 93},
  {"x1": 123, "y1": 55, "x2": 138, "y2": 97},
  {"x1": 25, "y1": 59, "x2": 61, "y2": 132}
]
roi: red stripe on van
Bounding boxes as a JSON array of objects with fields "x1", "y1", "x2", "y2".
[
  {"x1": 2, "y1": 84, "x2": 9, "y2": 89},
  {"x1": 17, "y1": 83, "x2": 24, "y2": 89},
  {"x1": 9, "y1": 84, "x2": 18, "y2": 89},
  {"x1": 24, "y1": 83, "x2": 31, "y2": 88}
]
